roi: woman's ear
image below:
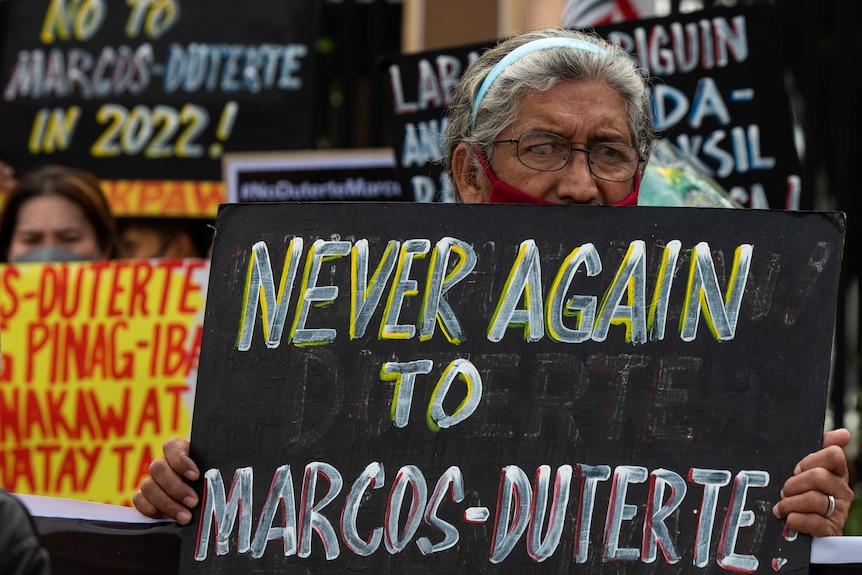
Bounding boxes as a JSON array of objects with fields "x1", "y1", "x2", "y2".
[{"x1": 452, "y1": 144, "x2": 489, "y2": 204}]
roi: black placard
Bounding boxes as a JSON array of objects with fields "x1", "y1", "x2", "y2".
[
  {"x1": 0, "y1": 0, "x2": 319, "y2": 181},
  {"x1": 181, "y1": 202, "x2": 844, "y2": 574},
  {"x1": 594, "y1": 4, "x2": 801, "y2": 210},
  {"x1": 380, "y1": 4, "x2": 801, "y2": 209},
  {"x1": 380, "y1": 40, "x2": 488, "y2": 203}
]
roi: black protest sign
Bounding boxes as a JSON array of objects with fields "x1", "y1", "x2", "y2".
[
  {"x1": 592, "y1": 4, "x2": 801, "y2": 210},
  {"x1": 380, "y1": 4, "x2": 799, "y2": 209},
  {"x1": 0, "y1": 0, "x2": 319, "y2": 181},
  {"x1": 181, "y1": 203, "x2": 843, "y2": 574},
  {"x1": 379, "y1": 41, "x2": 487, "y2": 202}
]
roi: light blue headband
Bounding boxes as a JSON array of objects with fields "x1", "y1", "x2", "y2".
[{"x1": 470, "y1": 37, "x2": 606, "y2": 131}]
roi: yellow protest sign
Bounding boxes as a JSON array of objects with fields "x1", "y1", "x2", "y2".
[{"x1": 0, "y1": 259, "x2": 207, "y2": 505}]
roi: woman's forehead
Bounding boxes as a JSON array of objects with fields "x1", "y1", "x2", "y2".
[
  {"x1": 16, "y1": 195, "x2": 90, "y2": 230},
  {"x1": 508, "y1": 80, "x2": 630, "y2": 138}
]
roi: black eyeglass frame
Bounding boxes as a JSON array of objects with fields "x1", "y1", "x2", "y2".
[{"x1": 492, "y1": 130, "x2": 645, "y2": 182}]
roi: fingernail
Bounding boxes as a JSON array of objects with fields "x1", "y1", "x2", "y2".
[
  {"x1": 183, "y1": 496, "x2": 198, "y2": 507},
  {"x1": 185, "y1": 470, "x2": 199, "y2": 480},
  {"x1": 177, "y1": 510, "x2": 192, "y2": 525}
]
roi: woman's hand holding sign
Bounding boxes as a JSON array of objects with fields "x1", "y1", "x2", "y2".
[
  {"x1": 772, "y1": 428, "x2": 854, "y2": 537},
  {"x1": 133, "y1": 437, "x2": 198, "y2": 525}
]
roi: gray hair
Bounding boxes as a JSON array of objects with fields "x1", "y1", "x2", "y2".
[{"x1": 442, "y1": 28, "x2": 655, "y2": 195}]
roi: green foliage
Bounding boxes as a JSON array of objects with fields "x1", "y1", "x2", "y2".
[{"x1": 845, "y1": 497, "x2": 862, "y2": 535}]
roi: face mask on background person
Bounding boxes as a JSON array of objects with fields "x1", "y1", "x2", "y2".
[{"x1": 10, "y1": 245, "x2": 95, "y2": 263}]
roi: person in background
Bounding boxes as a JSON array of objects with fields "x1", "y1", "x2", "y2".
[
  {"x1": 134, "y1": 27, "x2": 854, "y2": 538},
  {"x1": 0, "y1": 164, "x2": 119, "y2": 263},
  {"x1": 118, "y1": 217, "x2": 213, "y2": 259},
  {"x1": 0, "y1": 159, "x2": 16, "y2": 193}
]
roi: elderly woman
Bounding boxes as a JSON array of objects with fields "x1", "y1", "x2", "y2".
[
  {"x1": 444, "y1": 28, "x2": 651, "y2": 207},
  {"x1": 134, "y1": 28, "x2": 853, "y2": 539}
]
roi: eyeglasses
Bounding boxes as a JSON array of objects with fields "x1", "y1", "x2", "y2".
[{"x1": 493, "y1": 130, "x2": 643, "y2": 182}]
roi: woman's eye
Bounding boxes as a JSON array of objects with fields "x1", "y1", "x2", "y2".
[
  {"x1": 60, "y1": 235, "x2": 83, "y2": 245},
  {"x1": 593, "y1": 145, "x2": 617, "y2": 157},
  {"x1": 527, "y1": 142, "x2": 556, "y2": 155},
  {"x1": 17, "y1": 235, "x2": 40, "y2": 246},
  {"x1": 593, "y1": 144, "x2": 630, "y2": 162}
]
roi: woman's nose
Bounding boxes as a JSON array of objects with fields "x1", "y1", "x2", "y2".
[{"x1": 554, "y1": 151, "x2": 600, "y2": 204}]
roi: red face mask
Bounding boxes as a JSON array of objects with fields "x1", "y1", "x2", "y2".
[{"x1": 475, "y1": 148, "x2": 639, "y2": 206}]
